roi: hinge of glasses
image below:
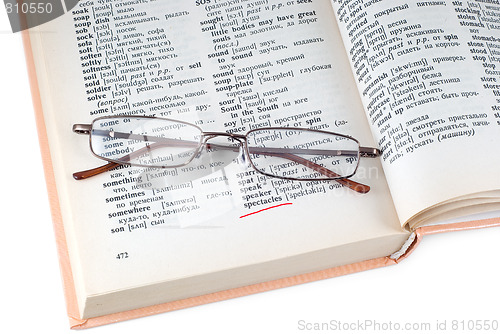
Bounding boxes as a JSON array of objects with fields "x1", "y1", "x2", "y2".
[
  {"x1": 359, "y1": 147, "x2": 381, "y2": 158},
  {"x1": 73, "y1": 124, "x2": 91, "y2": 135}
]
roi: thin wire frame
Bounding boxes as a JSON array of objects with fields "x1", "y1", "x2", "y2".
[{"x1": 73, "y1": 115, "x2": 381, "y2": 193}]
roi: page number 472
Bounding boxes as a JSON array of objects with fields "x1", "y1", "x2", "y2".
[{"x1": 116, "y1": 252, "x2": 129, "y2": 260}]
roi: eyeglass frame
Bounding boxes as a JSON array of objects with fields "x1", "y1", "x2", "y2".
[{"x1": 73, "y1": 115, "x2": 381, "y2": 193}]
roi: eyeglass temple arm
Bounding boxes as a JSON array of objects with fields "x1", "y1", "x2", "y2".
[
  {"x1": 73, "y1": 148, "x2": 371, "y2": 193},
  {"x1": 73, "y1": 128, "x2": 378, "y2": 193}
]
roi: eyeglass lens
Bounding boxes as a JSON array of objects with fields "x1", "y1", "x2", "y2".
[
  {"x1": 247, "y1": 129, "x2": 359, "y2": 180},
  {"x1": 91, "y1": 117, "x2": 203, "y2": 168}
]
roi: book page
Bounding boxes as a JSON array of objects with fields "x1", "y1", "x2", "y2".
[
  {"x1": 28, "y1": 0, "x2": 408, "y2": 317},
  {"x1": 330, "y1": 0, "x2": 500, "y2": 227}
]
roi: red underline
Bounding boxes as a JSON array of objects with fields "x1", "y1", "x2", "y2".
[{"x1": 239, "y1": 203, "x2": 293, "y2": 219}]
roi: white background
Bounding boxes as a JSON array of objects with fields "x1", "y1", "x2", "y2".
[{"x1": 1, "y1": 9, "x2": 500, "y2": 334}]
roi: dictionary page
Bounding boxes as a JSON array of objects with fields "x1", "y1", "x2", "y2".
[
  {"x1": 28, "y1": 0, "x2": 408, "y2": 318},
  {"x1": 331, "y1": 0, "x2": 500, "y2": 228}
]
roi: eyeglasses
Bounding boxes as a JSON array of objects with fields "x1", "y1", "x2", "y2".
[{"x1": 72, "y1": 116, "x2": 381, "y2": 193}]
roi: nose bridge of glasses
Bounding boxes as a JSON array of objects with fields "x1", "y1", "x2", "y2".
[
  {"x1": 202, "y1": 132, "x2": 245, "y2": 149},
  {"x1": 202, "y1": 131, "x2": 246, "y2": 140},
  {"x1": 201, "y1": 132, "x2": 248, "y2": 162}
]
